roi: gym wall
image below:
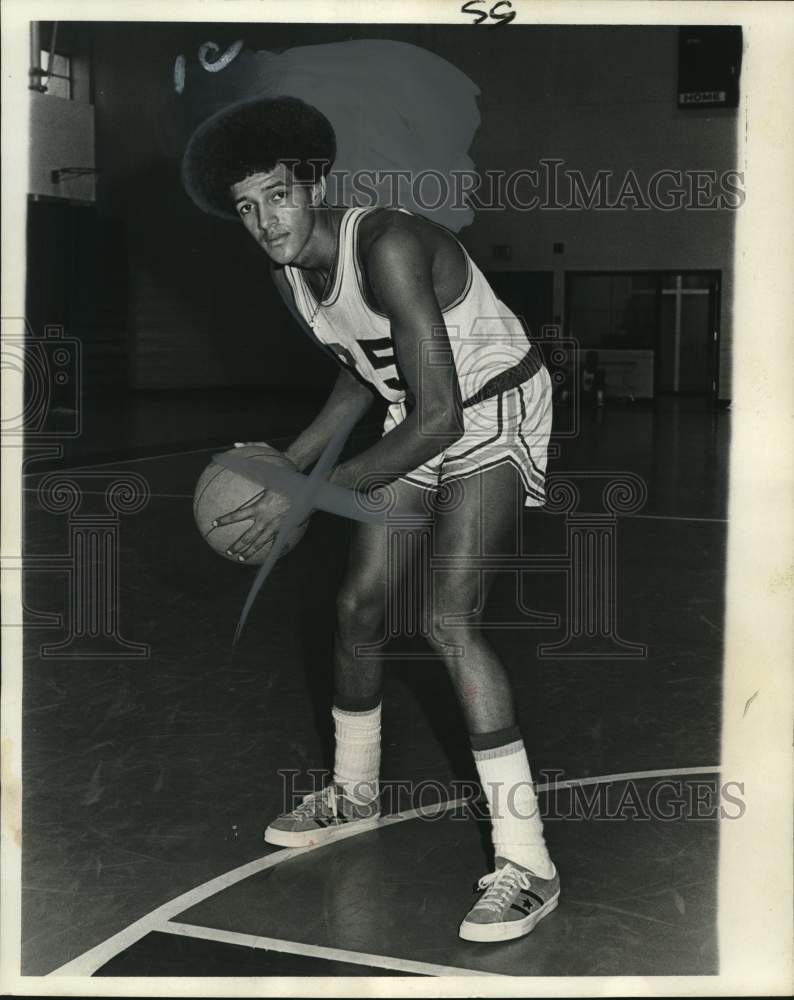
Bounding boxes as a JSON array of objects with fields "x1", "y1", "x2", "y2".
[
  {"x1": 451, "y1": 25, "x2": 738, "y2": 400},
  {"x1": 31, "y1": 22, "x2": 740, "y2": 397}
]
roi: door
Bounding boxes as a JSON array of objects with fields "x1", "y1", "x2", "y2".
[{"x1": 658, "y1": 273, "x2": 720, "y2": 396}]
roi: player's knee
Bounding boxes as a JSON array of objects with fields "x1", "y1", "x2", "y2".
[
  {"x1": 427, "y1": 590, "x2": 478, "y2": 653},
  {"x1": 426, "y1": 616, "x2": 475, "y2": 663},
  {"x1": 427, "y1": 613, "x2": 454, "y2": 654},
  {"x1": 336, "y1": 585, "x2": 382, "y2": 640}
]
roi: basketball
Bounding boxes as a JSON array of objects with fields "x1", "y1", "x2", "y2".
[{"x1": 193, "y1": 444, "x2": 310, "y2": 564}]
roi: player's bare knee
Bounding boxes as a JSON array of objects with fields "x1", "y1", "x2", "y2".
[
  {"x1": 428, "y1": 604, "x2": 478, "y2": 658},
  {"x1": 431, "y1": 582, "x2": 478, "y2": 629},
  {"x1": 336, "y1": 585, "x2": 382, "y2": 640}
]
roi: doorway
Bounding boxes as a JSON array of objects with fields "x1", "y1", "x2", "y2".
[
  {"x1": 565, "y1": 270, "x2": 721, "y2": 399},
  {"x1": 658, "y1": 273, "x2": 721, "y2": 395}
]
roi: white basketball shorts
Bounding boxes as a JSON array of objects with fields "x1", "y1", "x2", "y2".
[{"x1": 383, "y1": 364, "x2": 553, "y2": 508}]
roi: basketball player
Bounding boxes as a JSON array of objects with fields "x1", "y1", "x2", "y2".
[{"x1": 182, "y1": 97, "x2": 558, "y2": 943}]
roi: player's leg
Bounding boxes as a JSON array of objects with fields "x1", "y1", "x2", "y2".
[
  {"x1": 333, "y1": 476, "x2": 432, "y2": 792},
  {"x1": 428, "y1": 461, "x2": 527, "y2": 733},
  {"x1": 265, "y1": 478, "x2": 429, "y2": 846},
  {"x1": 332, "y1": 513, "x2": 395, "y2": 717},
  {"x1": 427, "y1": 461, "x2": 559, "y2": 941}
]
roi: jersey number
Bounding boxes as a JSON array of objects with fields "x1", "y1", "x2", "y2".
[{"x1": 328, "y1": 337, "x2": 405, "y2": 393}]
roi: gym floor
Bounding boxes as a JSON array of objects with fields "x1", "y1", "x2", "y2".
[{"x1": 21, "y1": 390, "x2": 728, "y2": 977}]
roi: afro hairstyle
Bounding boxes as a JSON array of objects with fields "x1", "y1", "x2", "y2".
[{"x1": 181, "y1": 95, "x2": 337, "y2": 220}]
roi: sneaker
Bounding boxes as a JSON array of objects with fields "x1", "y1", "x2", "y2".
[
  {"x1": 264, "y1": 783, "x2": 381, "y2": 848},
  {"x1": 459, "y1": 857, "x2": 560, "y2": 943}
]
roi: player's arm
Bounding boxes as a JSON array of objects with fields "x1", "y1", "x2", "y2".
[
  {"x1": 328, "y1": 226, "x2": 463, "y2": 492},
  {"x1": 271, "y1": 266, "x2": 375, "y2": 471},
  {"x1": 212, "y1": 267, "x2": 377, "y2": 563},
  {"x1": 284, "y1": 366, "x2": 375, "y2": 471}
]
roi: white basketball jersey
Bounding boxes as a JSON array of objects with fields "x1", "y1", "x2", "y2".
[{"x1": 283, "y1": 207, "x2": 536, "y2": 407}]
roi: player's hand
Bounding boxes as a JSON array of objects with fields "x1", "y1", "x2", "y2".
[{"x1": 213, "y1": 489, "x2": 292, "y2": 562}]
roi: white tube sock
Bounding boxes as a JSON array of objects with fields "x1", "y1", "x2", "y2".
[
  {"x1": 473, "y1": 737, "x2": 555, "y2": 878},
  {"x1": 332, "y1": 704, "x2": 381, "y2": 804}
]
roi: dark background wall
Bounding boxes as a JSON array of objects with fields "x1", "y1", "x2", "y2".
[
  {"x1": 91, "y1": 22, "x2": 467, "y2": 393},
  {"x1": 28, "y1": 22, "x2": 740, "y2": 396}
]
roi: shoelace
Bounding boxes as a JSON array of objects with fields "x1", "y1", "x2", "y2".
[
  {"x1": 293, "y1": 785, "x2": 338, "y2": 819},
  {"x1": 475, "y1": 865, "x2": 532, "y2": 914}
]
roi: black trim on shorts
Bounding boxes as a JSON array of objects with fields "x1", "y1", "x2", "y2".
[
  {"x1": 516, "y1": 382, "x2": 547, "y2": 485},
  {"x1": 462, "y1": 348, "x2": 545, "y2": 409},
  {"x1": 442, "y1": 456, "x2": 546, "y2": 501}
]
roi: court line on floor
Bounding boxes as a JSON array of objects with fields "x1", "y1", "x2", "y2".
[
  {"x1": 20, "y1": 430, "x2": 378, "y2": 478},
  {"x1": 48, "y1": 797, "x2": 467, "y2": 978},
  {"x1": 21, "y1": 444, "x2": 237, "y2": 476},
  {"x1": 622, "y1": 513, "x2": 728, "y2": 524},
  {"x1": 535, "y1": 764, "x2": 721, "y2": 793},
  {"x1": 22, "y1": 447, "x2": 730, "y2": 523},
  {"x1": 21, "y1": 483, "x2": 730, "y2": 524},
  {"x1": 21, "y1": 479, "x2": 730, "y2": 525},
  {"x1": 22, "y1": 481, "x2": 731, "y2": 526},
  {"x1": 21, "y1": 486, "x2": 195, "y2": 500},
  {"x1": 48, "y1": 764, "x2": 721, "y2": 978},
  {"x1": 160, "y1": 921, "x2": 499, "y2": 978}
]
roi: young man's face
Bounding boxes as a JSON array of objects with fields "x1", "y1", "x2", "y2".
[{"x1": 230, "y1": 162, "x2": 321, "y2": 265}]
